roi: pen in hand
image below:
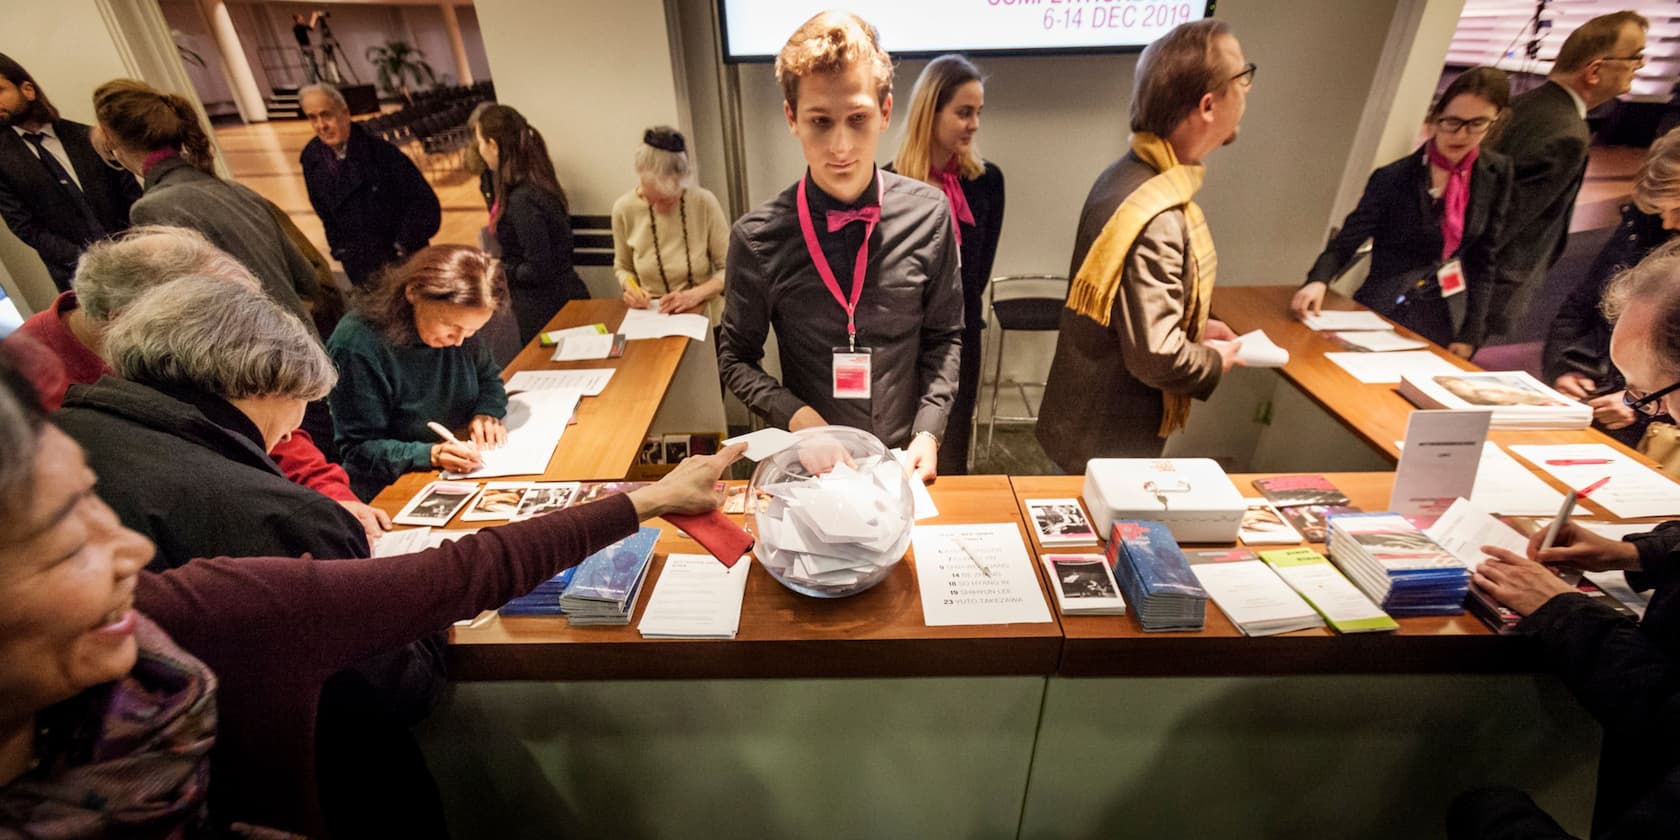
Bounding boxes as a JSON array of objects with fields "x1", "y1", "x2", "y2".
[{"x1": 427, "y1": 421, "x2": 483, "y2": 471}]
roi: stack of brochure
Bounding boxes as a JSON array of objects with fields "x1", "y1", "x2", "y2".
[
  {"x1": 497, "y1": 565, "x2": 579, "y2": 617},
  {"x1": 1399, "y1": 371, "x2": 1590, "y2": 429},
  {"x1": 556, "y1": 526, "x2": 661, "y2": 625},
  {"x1": 1327, "y1": 513, "x2": 1469, "y2": 615},
  {"x1": 1106, "y1": 520, "x2": 1208, "y2": 631},
  {"x1": 1186, "y1": 548, "x2": 1324, "y2": 636}
]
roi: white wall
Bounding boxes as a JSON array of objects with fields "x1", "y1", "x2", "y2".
[
  {"x1": 0, "y1": 1, "x2": 141, "y2": 315},
  {"x1": 474, "y1": 0, "x2": 682, "y2": 216}
]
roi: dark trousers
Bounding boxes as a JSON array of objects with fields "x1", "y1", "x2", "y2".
[{"x1": 939, "y1": 316, "x2": 984, "y2": 476}]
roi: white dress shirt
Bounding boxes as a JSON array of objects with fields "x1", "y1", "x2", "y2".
[{"x1": 12, "y1": 123, "x2": 84, "y2": 190}]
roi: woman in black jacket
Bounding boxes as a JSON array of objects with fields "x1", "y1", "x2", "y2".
[
  {"x1": 1292, "y1": 67, "x2": 1514, "y2": 356},
  {"x1": 476, "y1": 104, "x2": 589, "y2": 343},
  {"x1": 1544, "y1": 126, "x2": 1680, "y2": 446}
]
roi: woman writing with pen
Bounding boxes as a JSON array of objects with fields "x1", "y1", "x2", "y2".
[
  {"x1": 611, "y1": 127, "x2": 730, "y2": 328},
  {"x1": 327, "y1": 245, "x2": 509, "y2": 500}
]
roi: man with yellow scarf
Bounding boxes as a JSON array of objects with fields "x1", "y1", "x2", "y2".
[{"x1": 1037, "y1": 19, "x2": 1254, "y2": 473}]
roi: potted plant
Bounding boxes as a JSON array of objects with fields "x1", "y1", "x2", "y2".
[{"x1": 365, "y1": 40, "x2": 436, "y2": 103}]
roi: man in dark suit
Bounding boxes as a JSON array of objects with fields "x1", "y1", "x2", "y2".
[
  {"x1": 1485, "y1": 11, "x2": 1648, "y2": 339},
  {"x1": 0, "y1": 53, "x2": 142, "y2": 291},
  {"x1": 299, "y1": 83, "x2": 440, "y2": 286}
]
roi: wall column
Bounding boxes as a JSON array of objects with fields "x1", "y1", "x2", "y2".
[
  {"x1": 195, "y1": 0, "x2": 268, "y2": 122},
  {"x1": 441, "y1": 2, "x2": 475, "y2": 85}
]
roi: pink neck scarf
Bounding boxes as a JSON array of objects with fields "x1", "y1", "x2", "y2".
[
  {"x1": 932, "y1": 157, "x2": 976, "y2": 247},
  {"x1": 1427, "y1": 140, "x2": 1477, "y2": 261}
]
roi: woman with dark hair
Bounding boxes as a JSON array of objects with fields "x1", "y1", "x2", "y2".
[
  {"x1": 888, "y1": 54, "x2": 1005, "y2": 475},
  {"x1": 1291, "y1": 66, "x2": 1515, "y2": 356},
  {"x1": 93, "y1": 79, "x2": 322, "y2": 337},
  {"x1": 476, "y1": 104, "x2": 589, "y2": 343},
  {"x1": 0, "y1": 340, "x2": 740, "y2": 836},
  {"x1": 328, "y1": 244, "x2": 511, "y2": 499}
]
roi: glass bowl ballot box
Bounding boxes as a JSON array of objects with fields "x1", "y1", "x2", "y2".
[{"x1": 746, "y1": 426, "x2": 914, "y2": 598}]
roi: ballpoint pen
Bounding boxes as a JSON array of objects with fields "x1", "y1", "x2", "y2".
[{"x1": 951, "y1": 534, "x2": 993, "y2": 578}]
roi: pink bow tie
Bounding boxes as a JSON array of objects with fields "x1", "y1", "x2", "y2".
[{"x1": 826, "y1": 206, "x2": 881, "y2": 232}]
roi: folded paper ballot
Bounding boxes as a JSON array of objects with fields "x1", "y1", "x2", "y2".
[
  {"x1": 1233, "y1": 329, "x2": 1289, "y2": 367},
  {"x1": 1105, "y1": 520, "x2": 1208, "y2": 632},
  {"x1": 1300, "y1": 310, "x2": 1393, "y2": 332},
  {"x1": 753, "y1": 457, "x2": 912, "y2": 597}
]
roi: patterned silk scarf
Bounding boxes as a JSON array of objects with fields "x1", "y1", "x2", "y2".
[
  {"x1": 1065, "y1": 131, "x2": 1217, "y2": 438},
  {"x1": 1, "y1": 615, "x2": 220, "y2": 837}
]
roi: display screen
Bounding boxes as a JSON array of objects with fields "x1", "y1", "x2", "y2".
[{"x1": 719, "y1": 0, "x2": 1217, "y2": 62}]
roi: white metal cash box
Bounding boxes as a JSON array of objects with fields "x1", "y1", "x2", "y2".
[{"x1": 1081, "y1": 458, "x2": 1245, "y2": 543}]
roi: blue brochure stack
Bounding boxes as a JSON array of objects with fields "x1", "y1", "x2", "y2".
[
  {"x1": 1105, "y1": 520, "x2": 1209, "y2": 632},
  {"x1": 1326, "y1": 513, "x2": 1469, "y2": 616}
]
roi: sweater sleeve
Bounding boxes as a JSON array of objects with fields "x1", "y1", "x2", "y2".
[
  {"x1": 1516, "y1": 592, "x2": 1680, "y2": 736},
  {"x1": 611, "y1": 199, "x2": 638, "y2": 290},
  {"x1": 327, "y1": 335, "x2": 433, "y2": 494},
  {"x1": 1115, "y1": 210, "x2": 1222, "y2": 399},
  {"x1": 137, "y1": 493, "x2": 641, "y2": 684},
  {"x1": 717, "y1": 221, "x2": 808, "y2": 429},
  {"x1": 270, "y1": 430, "x2": 356, "y2": 503}
]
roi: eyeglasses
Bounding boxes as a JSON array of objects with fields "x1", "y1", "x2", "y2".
[
  {"x1": 1602, "y1": 53, "x2": 1647, "y2": 65},
  {"x1": 1434, "y1": 116, "x2": 1496, "y2": 135},
  {"x1": 1222, "y1": 62, "x2": 1257, "y2": 91},
  {"x1": 1623, "y1": 380, "x2": 1680, "y2": 416}
]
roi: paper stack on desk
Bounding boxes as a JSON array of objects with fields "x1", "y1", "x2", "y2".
[
  {"x1": 441, "y1": 389, "x2": 581, "y2": 479},
  {"x1": 754, "y1": 458, "x2": 912, "y2": 595},
  {"x1": 618, "y1": 307, "x2": 710, "y2": 341},
  {"x1": 557, "y1": 526, "x2": 661, "y2": 625},
  {"x1": 1399, "y1": 371, "x2": 1590, "y2": 429},
  {"x1": 1327, "y1": 512, "x2": 1469, "y2": 616},
  {"x1": 1186, "y1": 548, "x2": 1323, "y2": 636},
  {"x1": 638, "y1": 553, "x2": 752, "y2": 638},
  {"x1": 1105, "y1": 520, "x2": 1208, "y2": 631},
  {"x1": 1301, "y1": 310, "x2": 1393, "y2": 332}
]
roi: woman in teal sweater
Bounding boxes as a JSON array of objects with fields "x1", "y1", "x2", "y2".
[{"x1": 327, "y1": 245, "x2": 509, "y2": 499}]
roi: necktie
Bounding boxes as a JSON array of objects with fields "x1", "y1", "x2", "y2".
[
  {"x1": 826, "y1": 205, "x2": 881, "y2": 232},
  {"x1": 22, "y1": 131, "x2": 104, "y2": 236}
]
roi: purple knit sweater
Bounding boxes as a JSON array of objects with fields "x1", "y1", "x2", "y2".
[{"x1": 136, "y1": 493, "x2": 639, "y2": 837}]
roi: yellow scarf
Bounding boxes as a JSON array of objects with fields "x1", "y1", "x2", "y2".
[{"x1": 1064, "y1": 131, "x2": 1217, "y2": 438}]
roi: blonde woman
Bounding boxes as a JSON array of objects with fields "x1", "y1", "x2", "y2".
[
  {"x1": 611, "y1": 127, "x2": 729, "y2": 327},
  {"x1": 889, "y1": 54, "x2": 1005, "y2": 475}
]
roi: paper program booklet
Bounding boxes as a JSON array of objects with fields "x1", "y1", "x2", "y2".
[{"x1": 1399, "y1": 371, "x2": 1590, "y2": 429}]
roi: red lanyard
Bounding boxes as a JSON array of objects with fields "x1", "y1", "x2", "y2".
[{"x1": 797, "y1": 175, "x2": 881, "y2": 352}]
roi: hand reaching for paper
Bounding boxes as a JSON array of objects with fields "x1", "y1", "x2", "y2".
[{"x1": 629, "y1": 442, "x2": 746, "y2": 519}]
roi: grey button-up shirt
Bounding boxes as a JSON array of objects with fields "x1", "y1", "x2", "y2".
[{"x1": 719, "y1": 170, "x2": 963, "y2": 449}]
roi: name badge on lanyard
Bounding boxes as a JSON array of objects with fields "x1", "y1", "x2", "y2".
[
  {"x1": 797, "y1": 174, "x2": 882, "y2": 399},
  {"x1": 1436, "y1": 258, "x2": 1466, "y2": 298}
]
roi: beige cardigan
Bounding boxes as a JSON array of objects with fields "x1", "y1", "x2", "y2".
[{"x1": 610, "y1": 186, "x2": 730, "y2": 325}]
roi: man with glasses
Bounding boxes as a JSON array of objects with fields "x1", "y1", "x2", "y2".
[
  {"x1": 1484, "y1": 10, "x2": 1649, "y2": 342},
  {"x1": 1038, "y1": 19, "x2": 1251, "y2": 471},
  {"x1": 1455, "y1": 242, "x2": 1680, "y2": 838}
]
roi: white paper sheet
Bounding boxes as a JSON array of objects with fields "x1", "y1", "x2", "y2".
[
  {"x1": 1424, "y1": 498, "x2": 1529, "y2": 569},
  {"x1": 1390, "y1": 410, "x2": 1490, "y2": 516},
  {"x1": 551, "y1": 333, "x2": 617, "y2": 361},
  {"x1": 723, "y1": 427, "x2": 801, "y2": 461},
  {"x1": 1510, "y1": 444, "x2": 1680, "y2": 519},
  {"x1": 373, "y1": 527, "x2": 479, "y2": 557},
  {"x1": 442, "y1": 390, "x2": 580, "y2": 479},
  {"x1": 637, "y1": 553, "x2": 752, "y2": 638},
  {"x1": 1301, "y1": 310, "x2": 1393, "y2": 332},
  {"x1": 913, "y1": 524, "x2": 1053, "y2": 626},
  {"x1": 541, "y1": 324, "x2": 607, "y2": 344},
  {"x1": 888, "y1": 448, "x2": 940, "y2": 520},
  {"x1": 1188, "y1": 559, "x2": 1322, "y2": 636},
  {"x1": 619, "y1": 307, "x2": 710, "y2": 341},
  {"x1": 1234, "y1": 329, "x2": 1289, "y2": 368},
  {"x1": 504, "y1": 369, "x2": 614, "y2": 396},
  {"x1": 1333, "y1": 331, "x2": 1428, "y2": 352},
  {"x1": 1324, "y1": 350, "x2": 1462, "y2": 384}
]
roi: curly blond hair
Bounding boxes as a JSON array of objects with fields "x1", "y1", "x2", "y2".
[{"x1": 775, "y1": 11, "x2": 893, "y2": 111}]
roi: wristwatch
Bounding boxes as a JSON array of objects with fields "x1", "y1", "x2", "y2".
[{"x1": 913, "y1": 430, "x2": 940, "y2": 449}]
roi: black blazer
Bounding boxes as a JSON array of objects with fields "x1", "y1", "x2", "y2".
[
  {"x1": 495, "y1": 182, "x2": 589, "y2": 343},
  {"x1": 1305, "y1": 143, "x2": 1513, "y2": 347},
  {"x1": 0, "y1": 119, "x2": 142, "y2": 288},
  {"x1": 1486, "y1": 80, "x2": 1591, "y2": 328},
  {"x1": 301, "y1": 123, "x2": 441, "y2": 286},
  {"x1": 1544, "y1": 205, "x2": 1672, "y2": 385}
]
